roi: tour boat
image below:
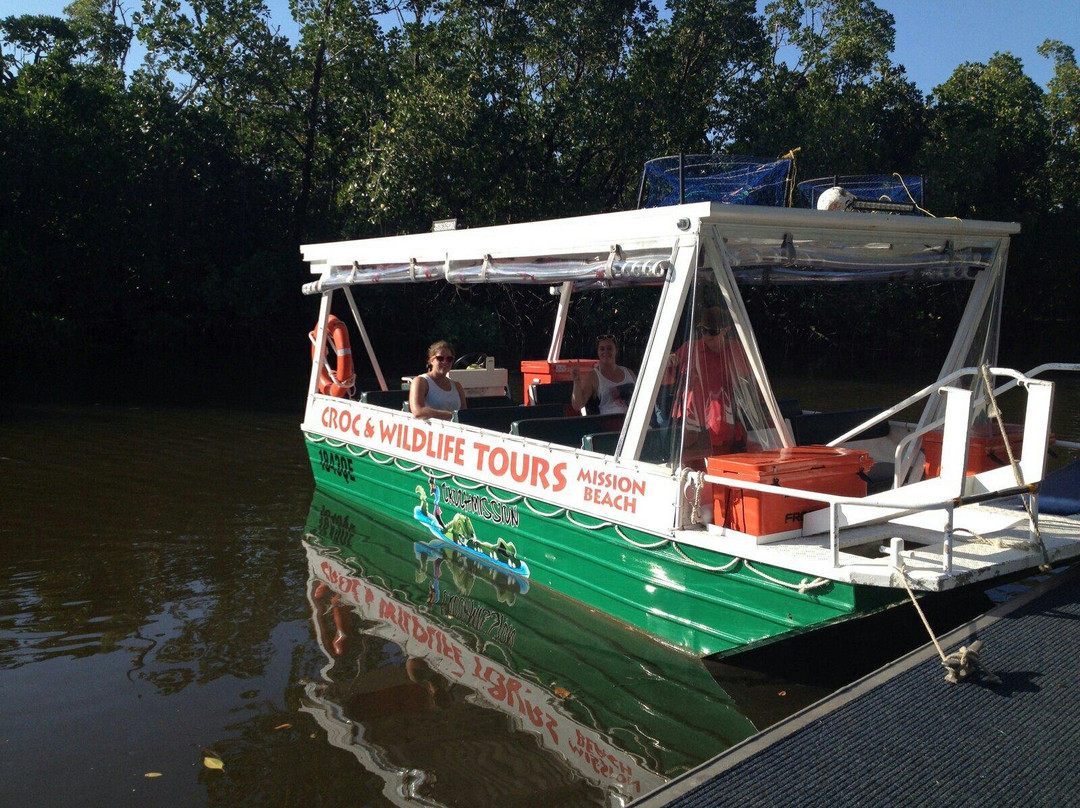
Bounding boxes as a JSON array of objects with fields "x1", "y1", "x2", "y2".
[{"x1": 300, "y1": 198, "x2": 1080, "y2": 658}]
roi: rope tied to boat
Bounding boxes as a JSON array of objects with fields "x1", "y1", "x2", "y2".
[
  {"x1": 742, "y1": 561, "x2": 830, "y2": 592},
  {"x1": 689, "y1": 471, "x2": 704, "y2": 525},
  {"x1": 942, "y1": 639, "x2": 1000, "y2": 685},
  {"x1": 894, "y1": 561, "x2": 1001, "y2": 684},
  {"x1": 978, "y1": 364, "x2": 1051, "y2": 571},
  {"x1": 952, "y1": 526, "x2": 1039, "y2": 553},
  {"x1": 895, "y1": 562, "x2": 947, "y2": 661}
]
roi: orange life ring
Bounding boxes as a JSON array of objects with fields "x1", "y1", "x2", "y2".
[{"x1": 310, "y1": 315, "x2": 355, "y2": 397}]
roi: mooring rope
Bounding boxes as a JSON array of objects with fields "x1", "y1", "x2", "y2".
[
  {"x1": 895, "y1": 563, "x2": 1000, "y2": 684},
  {"x1": 978, "y1": 364, "x2": 1051, "y2": 571},
  {"x1": 486, "y1": 490, "x2": 523, "y2": 505},
  {"x1": 952, "y1": 526, "x2": 1038, "y2": 553},
  {"x1": 565, "y1": 512, "x2": 613, "y2": 530},
  {"x1": 689, "y1": 472, "x2": 705, "y2": 525},
  {"x1": 521, "y1": 499, "x2": 566, "y2": 518},
  {"x1": 615, "y1": 526, "x2": 670, "y2": 550},
  {"x1": 896, "y1": 566, "x2": 947, "y2": 663}
]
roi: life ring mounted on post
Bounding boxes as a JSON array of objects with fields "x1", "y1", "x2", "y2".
[{"x1": 310, "y1": 314, "x2": 355, "y2": 398}]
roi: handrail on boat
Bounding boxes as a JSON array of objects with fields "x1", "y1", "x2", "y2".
[
  {"x1": 702, "y1": 470, "x2": 1041, "y2": 576},
  {"x1": 825, "y1": 364, "x2": 1080, "y2": 485},
  {"x1": 698, "y1": 365, "x2": 1079, "y2": 577}
]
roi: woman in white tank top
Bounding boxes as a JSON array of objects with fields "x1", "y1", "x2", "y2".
[
  {"x1": 571, "y1": 335, "x2": 636, "y2": 415},
  {"x1": 409, "y1": 340, "x2": 467, "y2": 420}
]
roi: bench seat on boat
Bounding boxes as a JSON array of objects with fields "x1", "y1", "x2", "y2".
[
  {"x1": 528, "y1": 380, "x2": 598, "y2": 414},
  {"x1": 582, "y1": 427, "x2": 674, "y2": 464},
  {"x1": 511, "y1": 414, "x2": 625, "y2": 448},
  {"x1": 1040, "y1": 459, "x2": 1080, "y2": 515},
  {"x1": 453, "y1": 403, "x2": 565, "y2": 432},
  {"x1": 789, "y1": 407, "x2": 889, "y2": 445},
  {"x1": 529, "y1": 380, "x2": 574, "y2": 406},
  {"x1": 466, "y1": 394, "x2": 517, "y2": 408},
  {"x1": 360, "y1": 389, "x2": 410, "y2": 409}
]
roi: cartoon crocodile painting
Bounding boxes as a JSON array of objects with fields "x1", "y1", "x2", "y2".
[{"x1": 413, "y1": 480, "x2": 531, "y2": 581}]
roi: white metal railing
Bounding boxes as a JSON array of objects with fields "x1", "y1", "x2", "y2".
[
  {"x1": 823, "y1": 364, "x2": 1080, "y2": 485},
  {"x1": 701, "y1": 366, "x2": 1072, "y2": 574},
  {"x1": 700, "y1": 472, "x2": 1039, "y2": 572}
]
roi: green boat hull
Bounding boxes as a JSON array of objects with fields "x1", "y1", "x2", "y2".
[
  {"x1": 304, "y1": 488, "x2": 760, "y2": 791},
  {"x1": 306, "y1": 434, "x2": 901, "y2": 658}
]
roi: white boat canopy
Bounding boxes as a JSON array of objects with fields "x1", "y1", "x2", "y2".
[{"x1": 302, "y1": 203, "x2": 1014, "y2": 295}]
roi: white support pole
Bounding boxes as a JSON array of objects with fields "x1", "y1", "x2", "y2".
[
  {"x1": 618, "y1": 234, "x2": 699, "y2": 467},
  {"x1": 343, "y1": 286, "x2": 388, "y2": 392},
  {"x1": 547, "y1": 282, "x2": 573, "y2": 363},
  {"x1": 942, "y1": 504, "x2": 954, "y2": 573},
  {"x1": 1018, "y1": 380, "x2": 1055, "y2": 484},
  {"x1": 308, "y1": 292, "x2": 333, "y2": 400},
  {"x1": 903, "y1": 245, "x2": 1007, "y2": 482},
  {"x1": 1029, "y1": 491, "x2": 1040, "y2": 544},
  {"x1": 937, "y1": 386, "x2": 975, "y2": 485},
  {"x1": 831, "y1": 503, "x2": 840, "y2": 568},
  {"x1": 702, "y1": 226, "x2": 795, "y2": 447}
]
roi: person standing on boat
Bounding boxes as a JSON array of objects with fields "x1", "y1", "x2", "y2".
[
  {"x1": 665, "y1": 307, "x2": 748, "y2": 459},
  {"x1": 571, "y1": 335, "x2": 637, "y2": 415},
  {"x1": 410, "y1": 341, "x2": 467, "y2": 420}
]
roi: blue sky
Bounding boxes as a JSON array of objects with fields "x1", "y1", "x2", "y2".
[{"x1": 3, "y1": 0, "x2": 1077, "y2": 94}]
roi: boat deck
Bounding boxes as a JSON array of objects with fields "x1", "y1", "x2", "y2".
[
  {"x1": 677, "y1": 502, "x2": 1080, "y2": 591},
  {"x1": 634, "y1": 563, "x2": 1080, "y2": 808}
]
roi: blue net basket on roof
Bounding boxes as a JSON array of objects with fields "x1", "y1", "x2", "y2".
[
  {"x1": 639, "y1": 155, "x2": 793, "y2": 208},
  {"x1": 798, "y1": 175, "x2": 923, "y2": 211}
]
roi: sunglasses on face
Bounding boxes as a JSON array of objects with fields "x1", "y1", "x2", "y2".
[
  {"x1": 432, "y1": 355, "x2": 454, "y2": 364},
  {"x1": 697, "y1": 326, "x2": 728, "y2": 336}
]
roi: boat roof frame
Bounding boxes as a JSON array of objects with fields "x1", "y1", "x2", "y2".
[{"x1": 301, "y1": 202, "x2": 1020, "y2": 278}]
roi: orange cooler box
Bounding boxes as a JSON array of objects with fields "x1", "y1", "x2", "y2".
[
  {"x1": 521, "y1": 359, "x2": 598, "y2": 404},
  {"x1": 922, "y1": 423, "x2": 1037, "y2": 478},
  {"x1": 707, "y1": 447, "x2": 873, "y2": 537}
]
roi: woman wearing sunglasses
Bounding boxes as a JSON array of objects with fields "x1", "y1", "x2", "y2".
[
  {"x1": 409, "y1": 340, "x2": 468, "y2": 420},
  {"x1": 571, "y1": 334, "x2": 636, "y2": 415}
]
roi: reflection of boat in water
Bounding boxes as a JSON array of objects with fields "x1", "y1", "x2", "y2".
[
  {"x1": 413, "y1": 537, "x2": 530, "y2": 604},
  {"x1": 302, "y1": 489, "x2": 757, "y2": 806},
  {"x1": 300, "y1": 192, "x2": 1080, "y2": 658}
]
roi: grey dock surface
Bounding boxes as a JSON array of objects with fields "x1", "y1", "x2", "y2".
[{"x1": 636, "y1": 565, "x2": 1080, "y2": 808}]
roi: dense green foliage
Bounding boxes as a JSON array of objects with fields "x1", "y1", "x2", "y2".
[{"x1": 2, "y1": 0, "x2": 1078, "y2": 403}]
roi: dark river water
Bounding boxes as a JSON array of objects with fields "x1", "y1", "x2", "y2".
[{"x1": 1, "y1": 392, "x2": 1075, "y2": 807}]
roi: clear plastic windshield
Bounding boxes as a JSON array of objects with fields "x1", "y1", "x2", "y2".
[{"x1": 656, "y1": 267, "x2": 783, "y2": 470}]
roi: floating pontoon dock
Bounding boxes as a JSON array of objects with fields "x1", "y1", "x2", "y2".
[{"x1": 635, "y1": 563, "x2": 1080, "y2": 808}]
